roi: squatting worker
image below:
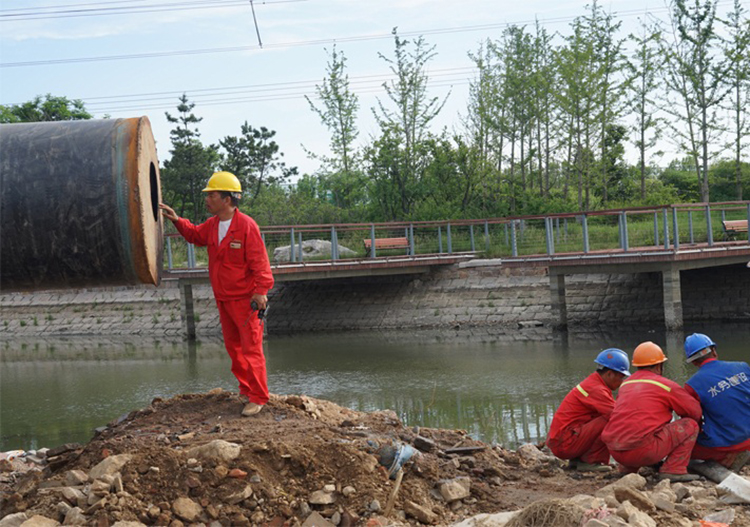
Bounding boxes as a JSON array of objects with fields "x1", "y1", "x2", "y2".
[
  {"x1": 546, "y1": 349, "x2": 630, "y2": 472},
  {"x1": 684, "y1": 333, "x2": 750, "y2": 472},
  {"x1": 159, "y1": 171, "x2": 274, "y2": 417},
  {"x1": 601, "y1": 342, "x2": 702, "y2": 482}
]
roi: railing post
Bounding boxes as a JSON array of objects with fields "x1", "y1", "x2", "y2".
[
  {"x1": 290, "y1": 228, "x2": 296, "y2": 262},
  {"x1": 622, "y1": 212, "x2": 629, "y2": 252},
  {"x1": 721, "y1": 210, "x2": 726, "y2": 224},
  {"x1": 166, "y1": 237, "x2": 173, "y2": 270},
  {"x1": 511, "y1": 220, "x2": 518, "y2": 257},
  {"x1": 469, "y1": 224, "x2": 475, "y2": 252},
  {"x1": 298, "y1": 231, "x2": 303, "y2": 262},
  {"x1": 409, "y1": 223, "x2": 415, "y2": 256},
  {"x1": 688, "y1": 211, "x2": 694, "y2": 244},
  {"x1": 747, "y1": 203, "x2": 750, "y2": 244},
  {"x1": 370, "y1": 224, "x2": 377, "y2": 258},
  {"x1": 706, "y1": 204, "x2": 713, "y2": 246},
  {"x1": 544, "y1": 218, "x2": 554, "y2": 256},
  {"x1": 484, "y1": 220, "x2": 490, "y2": 252},
  {"x1": 618, "y1": 213, "x2": 624, "y2": 249},
  {"x1": 438, "y1": 226, "x2": 443, "y2": 254},
  {"x1": 555, "y1": 217, "x2": 560, "y2": 243},
  {"x1": 331, "y1": 226, "x2": 337, "y2": 261},
  {"x1": 447, "y1": 223, "x2": 453, "y2": 254},
  {"x1": 582, "y1": 215, "x2": 589, "y2": 253},
  {"x1": 187, "y1": 243, "x2": 196, "y2": 268},
  {"x1": 653, "y1": 212, "x2": 659, "y2": 246},
  {"x1": 672, "y1": 207, "x2": 680, "y2": 250},
  {"x1": 663, "y1": 208, "x2": 670, "y2": 250}
]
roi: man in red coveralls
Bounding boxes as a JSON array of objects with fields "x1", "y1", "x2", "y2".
[
  {"x1": 160, "y1": 171, "x2": 274, "y2": 417},
  {"x1": 547, "y1": 348, "x2": 631, "y2": 471},
  {"x1": 601, "y1": 342, "x2": 702, "y2": 482}
]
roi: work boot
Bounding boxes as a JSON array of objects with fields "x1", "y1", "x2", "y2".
[
  {"x1": 658, "y1": 473, "x2": 700, "y2": 482},
  {"x1": 729, "y1": 451, "x2": 750, "y2": 473},
  {"x1": 242, "y1": 402, "x2": 263, "y2": 416},
  {"x1": 575, "y1": 462, "x2": 613, "y2": 472}
]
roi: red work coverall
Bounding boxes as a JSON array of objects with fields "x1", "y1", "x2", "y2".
[
  {"x1": 601, "y1": 370, "x2": 702, "y2": 474},
  {"x1": 547, "y1": 372, "x2": 614, "y2": 464},
  {"x1": 175, "y1": 211, "x2": 275, "y2": 405}
]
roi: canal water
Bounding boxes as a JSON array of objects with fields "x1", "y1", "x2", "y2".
[{"x1": 1, "y1": 324, "x2": 748, "y2": 452}]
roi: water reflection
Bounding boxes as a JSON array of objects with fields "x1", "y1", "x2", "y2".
[{"x1": 1, "y1": 324, "x2": 747, "y2": 451}]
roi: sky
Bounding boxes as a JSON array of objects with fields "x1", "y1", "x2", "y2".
[{"x1": 1, "y1": 0, "x2": 747, "y2": 179}]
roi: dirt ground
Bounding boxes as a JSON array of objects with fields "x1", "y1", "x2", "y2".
[{"x1": 1, "y1": 392, "x2": 748, "y2": 526}]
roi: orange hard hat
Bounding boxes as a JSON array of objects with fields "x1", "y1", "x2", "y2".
[{"x1": 632, "y1": 341, "x2": 668, "y2": 367}]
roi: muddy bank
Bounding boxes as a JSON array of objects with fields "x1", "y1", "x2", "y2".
[{"x1": 0, "y1": 392, "x2": 747, "y2": 526}]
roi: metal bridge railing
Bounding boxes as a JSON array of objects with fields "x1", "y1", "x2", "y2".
[{"x1": 163, "y1": 201, "x2": 750, "y2": 271}]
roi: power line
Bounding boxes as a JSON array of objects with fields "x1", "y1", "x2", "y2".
[
  {"x1": 0, "y1": 0, "x2": 305, "y2": 22},
  {"x1": 2, "y1": 1, "x2": 740, "y2": 68},
  {"x1": 87, "y1": 79, "x2": 466, "y2": 114},
  {"x1": 78, "y1": 68, "x2": 474, "y2": 113}
]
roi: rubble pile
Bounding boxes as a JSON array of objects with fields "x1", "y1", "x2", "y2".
[{"x1": 0, "y1": 391, "x2": 747, "y2": 526}]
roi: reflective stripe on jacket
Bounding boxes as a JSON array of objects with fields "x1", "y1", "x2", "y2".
[
  {"x1": 175, "y1": 211, "x2": 274, "y2": 301},
  {"x1": 601, "y1": 370, "x2": 701, "y2": 451},
  {"x1": 685, "y1": 359, "x2": 750, "y2": 448},
  {"x1": 548, "y1": 371, "x2": 615, "y2": 443}
]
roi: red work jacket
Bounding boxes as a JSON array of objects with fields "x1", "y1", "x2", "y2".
[
  {"x1": 548, "y1": 371, "x2": 615, "y2": 442},
  {"x1": 174, "y1": 210, "x2": 274, "y2": 301},
  {"x1": 601, "y1": 370, "x2": 702, "y2": 451}
]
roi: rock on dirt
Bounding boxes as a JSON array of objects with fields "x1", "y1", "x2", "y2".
[{"x1": 1, "y1": 391, "x2": 749, "y2": 527}]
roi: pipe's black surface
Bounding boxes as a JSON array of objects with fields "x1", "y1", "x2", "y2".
[{"x1": 0, "y1": 117, "x2": 163, "y2": 290}]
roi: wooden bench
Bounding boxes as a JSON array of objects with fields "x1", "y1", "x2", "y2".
[
  {"x1": 363, "y1": 237, "x2": 410, "y2": 256},
  {"x1": 722, "y1": 220, "x2": 749, "y2": 240}
]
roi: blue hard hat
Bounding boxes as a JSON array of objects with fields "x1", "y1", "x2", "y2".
[
  {"x1": 594, "y1": 348, "x2": 631, "y2": 376},
  {"x1": 684, "y1": 333, "x2": 716, "y2": 361}
]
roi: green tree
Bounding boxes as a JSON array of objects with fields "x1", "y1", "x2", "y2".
[
  {"x1": 219, "y1": 123, "x2": 298, "y2": 204},
  {"x1": 627, "y1": 20, "x2": 664, "y2": 199},
  {"x1": 306, "y1": 45, "x2": 360, "y2": 175},
  {"x1": 370, "y1": 29, "x2": 448, "y2": 219},
  {"x1": 662, "y1": 0, "x2": 727, "y2": 202},
  {"x1": 161, "y1": 94, "x2": 219, "y2": 221},
  {"x1": 0, "y1": 94, "x2": 92, "y2": 123},
  {"x1": 722, "y1": 0, "x2": 750, "y2": 199}
]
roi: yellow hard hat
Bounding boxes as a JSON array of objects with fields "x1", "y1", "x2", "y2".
[
  {"x1": 632, "y1": 341, "x2": 668, "y2": 367},
  {"x1": 202, "y1": 171, "x2": 242, "y2": 193}
]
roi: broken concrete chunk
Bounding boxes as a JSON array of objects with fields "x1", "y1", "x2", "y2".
[
  {"x1": 309, "y1": 489, "x2": 335, "y2": 505},
  {"x1": 17, "y1": 516, "x2": 59, "y2": 527},
  {"x1": 61, "y1": 487, "x2": 85, "y2": 506},
  {"x1": 63, "y1": 507, "x2": 87, "y2": 526},
  {"x1": 613, "y1": 487, "x2": 655, "y2": 513},
  {"x1": 404, "y1": 500, "x2": 437, "y2": 524},
  {"x1": 0, "y1": 514, "x2": 28, "y2": 527},
  {"x1": 63, "y1": 470, "x2": 88, "y2": 487},
  {"x1": 627, "y1": 510, "x2": 656, "y2": 527},
  {"x1": 437, "y1": 476, "x2": 471, "y2": 503},
  {"x1": 88, "y1": 454, "x2": 133, "y2": 481},
  {"x1": 172, "y1": 497, "x2": 203, "y2": 523},
  {"x1": 185, "y1": 440, "x2": 241, "y2": 464},
  {"x1": 225, "y1": 485, "x2": 253, "y2": 505},
  {"x1": 300, "y1": 511, "x2": 335, "y2": 527}
]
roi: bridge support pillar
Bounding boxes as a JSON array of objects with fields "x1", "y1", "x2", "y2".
[
  {"x1": 549, "y1": 272, "x2": 568, "y2": 329},
  {"x1": 179, "y1": 280, "x2": 197, "y2": 341},
  {"x1": 661, "y1": 266, "x2": 683, "y2": 330}
]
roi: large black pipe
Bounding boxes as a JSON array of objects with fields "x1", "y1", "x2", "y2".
[{"x1": 0, "y1": 117, "x2": 163, "y2": 291}]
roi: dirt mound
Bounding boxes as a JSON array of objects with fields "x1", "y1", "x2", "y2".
[
  {"x1": 1, "y1": 391, "x2": 610, "y2": 525},
  {"x1": 2, "y1": 392, "x2": 747, "y2": 526}
]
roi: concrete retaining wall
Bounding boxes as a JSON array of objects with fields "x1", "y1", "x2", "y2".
[{"x1": 1, "y1": 262, "x2": 748, "y2": 337}]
